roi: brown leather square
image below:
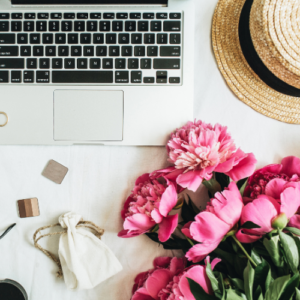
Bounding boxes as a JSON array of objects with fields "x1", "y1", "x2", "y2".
[
  {"x1": 42, "y1": 160, "x2": 68, "y2": 184},
  {"x1": 18, "y1": 198, "x2": 40, "y2": 218}
]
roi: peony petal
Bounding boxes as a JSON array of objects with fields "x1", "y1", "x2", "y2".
[
  {"x1": 121, "y1": 196, "x2": 134, "y2": 220},
  {"x1": 136, "y1": 173, "x2": 150, "y2": 185},
  {"x1": 124, "y1": 213, "x2": 156, "y2": 231},
  {"x1": 132, "y1": 287, "x2": 154, "y2": 300},
  {"x1": 169, "y1": 257, "x2": 187, "y2": 275},
  {"x1": 185, "y1": 241, "x2": 221, "y2": 263},
  {"x1": 240, "y1": 197, "x2": 279, "y2": 234},
  {"x1": 181, "y1": 221, "x2": 193, "y2": 239},
  {"x1": 226, "y1": 153, "x2": 257, "y2": 181},
  {"x1": 281, "y1": 156, "x2": 300, "y2": 178},
  {"x1": 176, "y1": 171, "x2": 204, "y2": 192},
  {"x1": 159, "y1": 184, "x2": 178, "y2": 217},
  {"x1": 211, "y1": 258, "x2": 222, "y2": 270},
  {"x1": 117, "y1": 229, "x2": 146, "y2": 238},
  {"x1": 151, "y1": 209, "x2": 163, "y2": 224},
  {"x1": 214, "y1": 157, "x2": 235, "y2": 173},
  {"x1": 158, "y1": 214, "x2": 179, "y2": 242},
  {"x1": 288, "y1": 215, "x2": 300, "y2": 231},
  {"x1": 280, "y1": 186, "x2": 300, "y2": 219},
  {"x1": 210, "y1": 182, "x2": 243, "y2": 226},
  {"x1": 235, "y1": 229, "x2": 262, "y2": 243},
  {"x1": 145, "y1": 269, "x2": 172, "y2": 300},
  {"x1": 190, "y1": 212, "x2": 231, "y2": 243},
  {"x1": 265, "y1": 178, "x2": 287, "y2": 199},
  {"x1": 179, "y1": 265, "x2": 212, "y2": 298},
  {"x1": 153, "y1": 257, "x2": 172, "y2": 268}
]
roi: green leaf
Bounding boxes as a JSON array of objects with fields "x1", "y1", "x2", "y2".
[
  {"x1": 244, "y1": 261, "x2": 255, "y2": 300},
  {"x1": 229, "y1": 277, "x2": 245, "y2": 292},
  {"x1": 295, "y1": 288, "x2": 300, "y2": 300},
  {"x1": 215, "y1": 172, "x2": 230, "y2": 190},
  {"x1": 279, "y1": 230, "x2": 299, "y2": 274},
  {"x1": 238, "y1": 178, "x2": 248, "y2": 197},
  {"x1": 265, "y1": 275, "x2": 290, "y2": 300},
  {"x1": 226, "y1": 289, "x2": 246, "y2": 300},
  {"x1": 286, "y1": 227, "x2": 300, "y2": 236},
  {"x1": 254, "y1": 285, "x2": 262, "y2": 300},
  {"x1": 145, "y1": 232, "x2": 189, "y2": 250},
  {"x1": 187, "y1": 278, "x2": 218, "y2": 300},
  {"x1": 181, "y1": 195, "x2": 198, "y2": 223},
  {"x1": 203, "y1": 178, "x2": 222, "y2": 197},
  {"x1": 206, "y1": 261, "x2": 220, "y2": 296},
  {"x1": 263, "y1": 236, "x2": 283, "y2": 267},
  {"x1": 251, "y1": 248, "x2": 262, "y2": 265},
  {"x1": 254, "y1": 260, "x2": 272, "y2": 296},
  {"x1": 213, "y1": 248, "x2": 234, "y2": 265},
  {"x1": 234, "y1": 255, "x2": 247, "y2": 278},
  {"x1": 236, "y1": 177, "x2": 248, "y2": 190},
  {"x1": 241, "y1": 221, "x2": 261, "y2": 229},
  {"x1": 217, "y1": 273, "x2": 226, "y2": 300},
  {"x1": 278, "y1": 273, "x2": 300, "y2": 300}
]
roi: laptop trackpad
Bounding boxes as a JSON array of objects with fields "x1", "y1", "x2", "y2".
[{"x1": 54, "y1": 90, "x2": 123, "y2": 141}]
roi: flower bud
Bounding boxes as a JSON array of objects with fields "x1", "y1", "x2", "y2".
[{"x1": 271, "y1": 213, "x2": 288, "y2": 230}]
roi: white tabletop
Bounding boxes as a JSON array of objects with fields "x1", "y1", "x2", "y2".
[{"x1": 1, "y1": 0, "x2": 300, "y2": 299}]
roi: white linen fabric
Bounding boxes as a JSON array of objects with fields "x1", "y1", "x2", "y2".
[
  {"x1": 58, "y1": 212, "x2": 123, "y2": 290},
  {"x1": 2, "y1": 1, "x2": 300, "y2": 299}
]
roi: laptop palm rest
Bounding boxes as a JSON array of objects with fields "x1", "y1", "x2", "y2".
[{"x1": 53, "y1": 90, "x2": 123, "y2": 141}]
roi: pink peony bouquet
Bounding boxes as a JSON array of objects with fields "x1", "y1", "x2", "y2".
[{"x1": 118, "y1": 120, "x2": 300, "y2": 300}]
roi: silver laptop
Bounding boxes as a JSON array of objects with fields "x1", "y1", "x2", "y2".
[{"x1": 0, "y1": 0, "x2": 194, "y2": 145}]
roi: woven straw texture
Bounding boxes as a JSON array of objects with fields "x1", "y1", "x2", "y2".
[{"x1": 212, "y1": 0, "x2": 300, "y2": 124}]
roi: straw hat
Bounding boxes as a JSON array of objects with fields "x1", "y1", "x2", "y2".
[{"x1": 212, "y1": 0, "x2": 300, "y2": 123}]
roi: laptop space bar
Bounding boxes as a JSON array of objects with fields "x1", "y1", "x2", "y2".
[{"x1": 52, "y1": 71, "x2": 113, "y2": 83}]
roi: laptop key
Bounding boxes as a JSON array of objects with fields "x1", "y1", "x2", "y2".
[
  {"x1": 43, "y1": 33, "x2": 53, "y2": 44},
  {"x1": 144, "y1": 77, "x2": 154, "y2": 83},
  {"x1": 52, "y1": 58, "x2": 63, "y2": 69},
  {"x1": 160, "y1": 46, "x2": 181, "y2": 56},
  {"x1": 25, "y1": 13, "x2": 36, "y2": 19},
  {"x1": 119, "y1": 33, "x2": 129, "y2": 44},
  {"x1": 170, "y1": 33, "x2": 181, "y2": 44},
  {"x1": 0, "y1": 58, "x2": 24, "y2": 68},
  {"x1": 49, "y1": 21, "x2": 59, "y2": 32},
  {"x1": 147, "y1": 46, "x2": 158, "y2": 56},
  {"x1": 51, "y1": 13, "x2": 62, "y2": 19},
  {"x1": 30, "y1": 33, "x2": 40, "y2": 44},
  {"x1": 0, "y1": 34, "x2": 15, "y2": 44},
  {"x1": 0, "y1": 22, "x2": 9, "y2": 31},
  {"x1": 125, "y1": 21, "x2": 136, "y2": 32},
  {"x1": 68, "y1": 33, "x2": 78, "y2": 44},
  {"x1": 55, "y1": 33, "x2": 66, "y2": 44},
  {"x1": 169, "y1": 77, "x2": 180, "y2": 84},
  {"x1": 24, "y1": 21, "x2": 34, "y2": 31},
  {"x1": 33, "y1": 46, "x2": 44, "y2": 56},
  {"x1": 36, "y1": 71, "x2": 50, "y2": 83},
  {"x1": 156, "y1": 71, "x2": 167, "y2": 83},
  {"x1": 170, "y1": 13, "x2": 181, "y2": 19},
  {"x1": 0, "y1": 71, "x2": 8, "y2": 82},
  {"x1": 100, "y1": 21, "x2": 110, "y2": 31},
  {"x1": 36, "y1": 21, "x2": 47, "y2": 31},
  {"x1": 134, "y1": 46, "x2": 145, "y2": 57},
  {"x1": 87, "y1": 21, "x2": 97, "y2": 31},
  {"x1": 81, "y1": 33, "x2": 91, "y2": 44},
  {"x1": 23, "y1": 70, "x2": 34, "y2": 83},
  {"x1": 164, "y1": 21, "x2": 181, "y2": 32},
  {"x1": 156, "y1": 13, "x2": 167, "y2": 19},
  {"x1": 131, "y1": 71, "x2": 142, "y2": 83},
  {"x1": 131, "y1": 33, "x2": 142, "y2": 44},
  {"x1": 58, "y1": 46, "x2": 69, "y2": 56},
  {"x1": 11, "y1": 71, "x2": 21, "y2": 83},
  {"x1": 64, "y1": 13, "x2": 75, "y2": 19},
  {"x1": 39, "y1": 58, "x2": 50, "y2": 69},
  {"x1": 62, "y1": 21, "x2": 72, "y2": 31},
  {"x1": 109, "y1": 46, "x2": 119, "y2": 56},
  {"x1": 64, "y1": 58, "x2": 75, "y2": 69},
  {"x1": 103, "y1": 58, "x2": 113, "y2": 69},
  {"x1": 90, "y1": 58, "x2": 101, "y2": 69},
  {"x1": 138, "y1": 21, "x2": 148, "y2": 31},
  {"x1": 46, "y1": 46, "x2": 56, "y2": 56},
  {"x1": 74, "y1": 21, "x2": 85, "y2": 31},
  {"x1": 71, "y1": 46, "x2": 82, "y2": 56},
  {"x1": 11, "y1": 13, "x2": 22, "y2": 19},
  {"x1": 11, "y1": 21, "x2": 22, "y2": 32},
  {"x1": 122, "y1": 46, "x2": 132, "y2": 56},
  {"x1": 143, "y1": 13, "x2": 154, "y2": 19},
  {"x1": 27, "y1": 58, "x2": 37, "y2": 69},
  {"x1": 77, "y1": 13, "x2": 88, "y2": 19},
  {"x1": 153, "y1": 58, "x2": 180, "y2": 69},
  {"x1": 96, "y1": 46, "x2": 107, "y2": 56},
  {"x1": 112, "y1": 21, "x2": 123, "y2": 32},
  {"x1": 141, "y1": 58, "x2": 151, "y2": 69},
  {"x1": 117, "y1": 13, "x2": 128, "y2": 19},
  {"x1": 52, "y1": 71, "x2": 113, "y2": 83},
  {"x1": 106, "y1": 33, "x2": 116, "y2": 44},
  {"x1": 151, "y1": 21, "x2": 161, "y2": 32},
  {"x1": 130, "y1": 13, "x2": 141, "y2": 19},
  {"x1": 128, "y1": 58, "x2": 138, "y2": 69},
  {"x1": 90, "y1": 13, "x2": 101, "y2": 19},
  {"x1": 93, "y1": 33, "x2": 104, "y2": 44},
  {"x1": 77, "y1": 58, "x2": 88, "y2": 69},
  {"x1": 0, "y1": 46, "x2": 18, "y2": 56},
  {"x1": 157, "y1": 33, "x2": 168, "y2": 44},
  {"x1": 144, "y1": 33, "x2": 155, "y2": 44},
  {"x1": 115, "y1": 58, "x2": 126, "y2": 69},
  {"x1": 0, "y1": 14, "x2": 10, "y2": 20},
  {"x1": 104, "y1": 13, "x2": 115, "y2": 19},
  {"x1": 17, "y1": 33, "x2": 28, "y2": 44},
  {"x1": 84, "y1": 46, "x2": 94, "y2": 56},
  {"x1": 38, "y1": 13, "x2": 49, "y2": 19},
  {"x1": 115, "y1": 71, "x2": 128, "y2": 83}
]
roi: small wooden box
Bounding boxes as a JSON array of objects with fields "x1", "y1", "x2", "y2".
[{"x1": 18, "y1": 198, "x2": 40, "y2": 218}]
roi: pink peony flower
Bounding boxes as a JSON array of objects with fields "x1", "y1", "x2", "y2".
[
  {"x1": 158, "y1": 120, "x2": 257, "y2": 192},
  {"x1": 244, "y1": 156, "x2": 300, "y2": 200},
  {"x1": 118, "y1": 173, "x2": 179, "y2": 242},
  {"x1": 182, "y1": 182, "x2": 244, "y2": 263},
  {"x1": 236, "y1": 179, "x2": 300, "y2": 243},
  {"x1": 131, "y1": 256, "x2": 221, "y2": 300}
]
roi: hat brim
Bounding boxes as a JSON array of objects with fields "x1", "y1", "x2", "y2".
[{"x1": 212, "y1": 0, "x2": 300, "y2": 124}]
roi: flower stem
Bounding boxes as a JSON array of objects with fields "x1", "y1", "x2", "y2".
[
  {"x1": 232, "y1": 236, "x2": 257, "y2": 268},
  {"x1": 186, "y1": 237, "x2": 195, "y2": 246}
]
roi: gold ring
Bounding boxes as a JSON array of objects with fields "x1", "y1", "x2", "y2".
[{"x1": 0, "y1": 112, "x2": 8, "y2": 127}]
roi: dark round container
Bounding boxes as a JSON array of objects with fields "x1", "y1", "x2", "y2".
[{"x1": 0, "y1": 279, "x2": 28, "y2": 300}]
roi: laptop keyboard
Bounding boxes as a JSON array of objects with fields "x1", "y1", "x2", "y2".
[{"x1": 0, "y1": 12, "x2": 182, "y2": 85}]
